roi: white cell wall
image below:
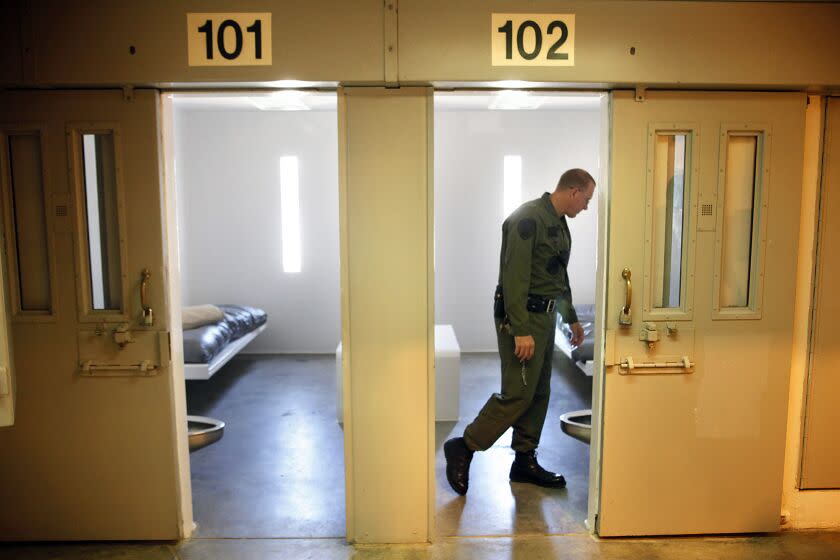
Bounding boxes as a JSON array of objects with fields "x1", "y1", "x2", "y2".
[
  {"x1": 173, "y1": 107, "x2": 340, "y2": 353},
  {"x1": 173, "y1": 102, "x2": 600, "y2": 353},
  {"x1": 434, "y1": 109, "x2": 601, "y2": 351}
]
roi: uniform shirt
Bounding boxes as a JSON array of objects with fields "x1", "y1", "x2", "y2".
[{"x1": 498, "y1": 192, "x2": 578, "y2": 336}]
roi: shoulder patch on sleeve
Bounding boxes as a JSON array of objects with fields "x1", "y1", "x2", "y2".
[{"x1": 517, "y1": 218, "x2": 537, "y2": 240}]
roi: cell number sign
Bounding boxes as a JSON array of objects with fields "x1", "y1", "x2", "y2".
[
  {"x1": 187, "y1": 13, "x2": 272, "y2": 66},
  {"x1": 491, "y1": 14, "x2": 575, "y2": 67}
]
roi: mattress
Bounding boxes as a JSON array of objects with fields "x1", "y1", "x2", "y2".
[{"x1": 183, "y1": 305, "x2": 268, "y2": 364}]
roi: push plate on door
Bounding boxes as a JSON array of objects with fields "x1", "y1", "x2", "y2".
[
  {"x1": 77, "y1": 328, "x2": 168, "y2": 376},
  {"x1": 607, "y1": 326, "x2": 695, "y2": 375}
]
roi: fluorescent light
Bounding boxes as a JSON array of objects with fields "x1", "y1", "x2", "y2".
[
  {"x1": 279, "y1": 156, "x2": 302, "y2": 273},
  {"x1": 489, "y1": 90, "x2": 545, "y2": 111},
  {"x1": 493, "y1": 80, "x2": 532, "y2": 89},
  {"x1": 504, "y1": 155, "x2": 522, "y2": 217},
  {"x1": 266, "y1": 80, "x2": 317, "y2": 88},
  {"x1": 250, "y1": 91, "x2": 311, "y2": 111}
]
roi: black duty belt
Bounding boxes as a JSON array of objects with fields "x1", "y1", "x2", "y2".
[
  {"x1": 495, "y1": 285, "x2": 556, "y2": 314},
  {"x1": 526, "y1": 295, "x2": 556, "y2": 313}
]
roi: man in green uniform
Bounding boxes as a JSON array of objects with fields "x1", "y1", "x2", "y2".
[{"x1": 444, "y1": 168, "x2": 595, "y2": 495}]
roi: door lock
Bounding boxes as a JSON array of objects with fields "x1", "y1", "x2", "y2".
[
  {"x1": 639, "y1": 322, "x2": 659, "y2": 349},
  {"x1": 113, "y1": 324, "x2": 135, "y2": 348}
]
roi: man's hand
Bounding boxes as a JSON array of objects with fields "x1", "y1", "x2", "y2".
[
  {"x1": 570, "y1": 322, "x2": 584, "y2": 347},
  {"x1": 514, "y1": 335, "x2": 535, "y2": 362}
]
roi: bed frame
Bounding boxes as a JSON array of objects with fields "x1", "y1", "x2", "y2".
[{"x1": 184, "y1": 323, "x2": 268, "y2": 381}]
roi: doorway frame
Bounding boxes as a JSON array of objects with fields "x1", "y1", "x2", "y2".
[
  {"x1": 161, "y1": 85, "x2": 612, "y2": 541},
  {"x1": 430, "y1": 87, "x2": 611, "y2": 537},
  {"x1": 159, "y1": 88, "x2": 355, "y2": 539}
]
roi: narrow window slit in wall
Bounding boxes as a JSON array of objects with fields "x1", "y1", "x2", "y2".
[{"x1": 280, "y1": 155, "x2": 302, "y2": 273}]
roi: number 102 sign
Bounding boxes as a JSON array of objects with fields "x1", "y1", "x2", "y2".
[{"x1": 491, "y1": 14, "x2": 575, "y2": 67}]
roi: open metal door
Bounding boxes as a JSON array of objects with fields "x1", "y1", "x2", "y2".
[
  {"x1": 599, "y1": 91, "x2": 805, "y2": 536},
  {"x1": 0, "y1": 206, "x2": 14, "y2": 427},
  {"x1": 0, "y1": 90, "x2": 181, "y2": 540}
]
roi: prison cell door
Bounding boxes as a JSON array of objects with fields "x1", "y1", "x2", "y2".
[
  {"x1": 599, "y1": 91, "x2": 805, "y2": 536},
  {"x1": 0, "y1": 90, "x2": 181, "y2": 539}
]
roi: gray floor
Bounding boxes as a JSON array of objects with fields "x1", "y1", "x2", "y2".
[
  {"x1": 4, "y1": 353, "x2": 840, "y2": 558},
  {"x1": 186, "y1": 350, "x2": 592, "y2": 539},
  {"x1": 186, "y1": 354, "x2": 346, "y2": 538},
  {"x1": 435, "y1": 351, "x2": 592, "y2": 537},
  {"x1": 4, "y1": 532, "x2": 840, "y2": 559}
]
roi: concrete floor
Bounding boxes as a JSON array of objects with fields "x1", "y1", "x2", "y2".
[
  {"x1": 3, "y1": 532, "x2": 840, "y2": 559},
  {"x1": 186, "y1": 354, "x2": 346, "y2": 538},
  {"x1": 3, "y1": 353, "x2": 840, "y2": 558},
  {"x1": 184, "y1": 351, "x2": 592, "y2": 539},
  {"x1": 435, "y1": 352, "x2": 592, "y2": 537}
]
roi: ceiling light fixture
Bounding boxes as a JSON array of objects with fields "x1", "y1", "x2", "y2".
[
  {"x1": 488, "y1": 90, "x2": 545, "y2": 110},
  {"x1": 249, "y1": 90, "x2": 311, "y2": 111}
]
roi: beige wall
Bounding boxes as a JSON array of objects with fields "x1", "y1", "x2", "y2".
[
  {"x1": 2, "y1": 1, "x2": 839, "y2": 89},
  {"x1": 398, "y1": 1, "x2": 840, "y2": 88},
  {"x1": 338, "y1": 87, "x2": 434, "y2": 543}
]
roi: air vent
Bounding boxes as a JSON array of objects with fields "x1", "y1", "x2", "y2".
[
  {"x1": 698, "y1": 201, "x2": 716, "y2": 232},
  {"x1": 55, "y1": 205, "x2": 68, "y2": 217}
]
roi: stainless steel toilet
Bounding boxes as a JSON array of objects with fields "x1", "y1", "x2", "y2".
[
  {"x1": 187, "y1": 415, "x2": 225, "y2": 452},
  {"x1": 559, "y1": 409, "x2": 591, "y2": 444}
]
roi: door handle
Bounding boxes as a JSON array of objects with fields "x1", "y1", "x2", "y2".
[
  {"x1": 619, "y1": 267, "x2": 632, "y2": 325},
  {"x1": 140, "y1": 268, "x2": 154, "y2": 326}
]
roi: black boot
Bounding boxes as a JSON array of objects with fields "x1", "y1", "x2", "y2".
[
  {"x1": 509, "y1": 450, "x2": 566, "y2": 488},
  {"x1": 443, "y1": 437, "x2": 474, "y2": 495}
]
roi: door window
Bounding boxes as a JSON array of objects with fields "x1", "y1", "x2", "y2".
[
  {"x1": 713, "y1": 128, "x2": 768, "y2": 318},
  {"x1": 2, "y1": 130, "x2": 53, "y2": 317},
  {"x1": 644, "y1": 126, "x2": 697, "y2": 319},
  {"x1": 69, "y1": 127, "x2": 128, "y2": 320}
]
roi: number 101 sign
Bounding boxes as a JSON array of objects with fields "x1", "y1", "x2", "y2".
[
  {"x1": 491, "y1": 14, "x2": 575, "y2": 67},
  {"x1": 187, "y1": 13, "x2": 272, "y2": 66}
]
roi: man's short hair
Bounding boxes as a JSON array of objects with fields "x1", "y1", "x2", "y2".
[{"x1": 556, "y1": 168, "x2": 595, "y2": 191}]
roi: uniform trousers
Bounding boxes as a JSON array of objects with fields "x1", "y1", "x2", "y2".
[{"x1": 463, "y1": 310, "x2": 556, "y2": 453}]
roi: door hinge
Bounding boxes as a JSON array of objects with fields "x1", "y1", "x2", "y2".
[
  {"x1": 0, "y1": 366, "x2": 9, "y2": 395},
  {"x1": 635, "y1": 85, "x2": 646, "y2": 103},
  {"x1": 122, "y1": 85, "x2": 135, "y2": 102}
]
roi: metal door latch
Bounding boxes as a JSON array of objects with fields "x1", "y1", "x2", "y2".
[
  {"x1": 639, "y1": 322, "x2": 658, "y2": 348},
  {"x1": 113, "y1": 324, "x2": 135, "y2": 348}
]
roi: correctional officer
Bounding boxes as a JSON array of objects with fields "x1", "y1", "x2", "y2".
[{"x1": 444, "y1": 168, "x2": 595, "y2": 495}]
